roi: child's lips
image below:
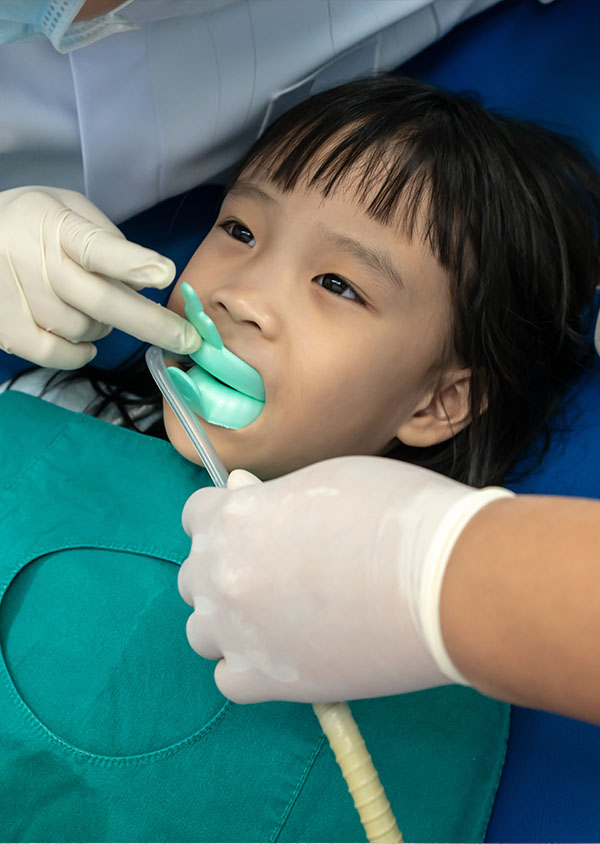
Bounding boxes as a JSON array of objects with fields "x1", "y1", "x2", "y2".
[
  {"x1": 167, "y1": 344, "x2": 268, "y2": 396},
  {"x1": 165, "y1": 337, "x2": 269, "y2": 431},
  {"x1": 165, "y1": 284, "x2": 269, "y2": 429},
  {"x1": 190, "y1": 336, "x2": 265, "y2": 402},
  {"x1": 184, "y1": 365, "x2": 266, "y2": 429}
]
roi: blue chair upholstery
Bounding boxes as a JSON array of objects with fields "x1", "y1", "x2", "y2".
[{"x1": 402, "y1": 0, "x2": 600, "y2": 162}]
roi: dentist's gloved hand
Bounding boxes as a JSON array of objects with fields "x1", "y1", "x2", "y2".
[
  {"x1": 178, "y1": 456, "x2": 513, "y2": 704},
  {"x1": 0, "y1": 186, "x2": 201, "y2": 369}
]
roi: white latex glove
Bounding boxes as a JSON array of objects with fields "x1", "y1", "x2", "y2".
[
  {"x1": 178, "y1": 456, "x2": 513, "y2": 704},
  {"x1": 0, "y1": 186, "x2": 201, "y2": 368}
]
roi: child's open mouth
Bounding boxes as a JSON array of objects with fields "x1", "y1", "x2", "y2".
[
  {"x1": 167, "y1": 362, "x2": 265, "y2": 430},
  {"x1": 166, "y1": 282, "x2": 265, "y2": 430}
]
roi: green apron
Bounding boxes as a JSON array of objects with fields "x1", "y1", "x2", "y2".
[{"x1": 0, "y1": 391, "x2": 509, "y2": 843}]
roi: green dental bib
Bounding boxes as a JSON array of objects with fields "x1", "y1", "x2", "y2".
[{"x1": 0, "y1": 391, "x2": 509, "y2": 843}]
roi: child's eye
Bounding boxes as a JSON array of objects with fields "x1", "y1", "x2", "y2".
[
  {"x1": 314, "y1": 274, "x2": 364, "y2": 304},
  {"x1": 220, "y1": 220, "x2": 255, "y2": 246}
]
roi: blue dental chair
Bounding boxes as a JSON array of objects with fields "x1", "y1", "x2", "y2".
[{"x1": 2, "y1": 0, "x2": 599, "y2": 840}]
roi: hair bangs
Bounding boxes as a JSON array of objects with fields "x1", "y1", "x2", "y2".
[{"x1": 238, "y1": 106, "x2": 473, "y2": 279}]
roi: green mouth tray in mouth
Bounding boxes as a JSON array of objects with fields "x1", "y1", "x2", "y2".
[{"x1": 167, "y1": 283, "x2": 265, "y2": 430}]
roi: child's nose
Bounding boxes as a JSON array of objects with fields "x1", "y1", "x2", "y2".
[{"x1": 209, "y1": 278, "x2": 282, "y2": 340}]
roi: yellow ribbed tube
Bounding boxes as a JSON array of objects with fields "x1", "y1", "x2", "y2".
[{"x1": 312, "y1": 702, "x2": 403, "y2": 843}]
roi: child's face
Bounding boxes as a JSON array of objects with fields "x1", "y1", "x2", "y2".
[{"x1": 165, "y1": 175, "x2": 462, "y2": 479}]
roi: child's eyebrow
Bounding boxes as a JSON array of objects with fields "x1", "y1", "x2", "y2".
[
  {"x1": 316, "y1": 224, "x2": 405, "y2": 293},
  {"x1": 227, "y1": 179, "x2": 405, "y2": 293},
  {"x1": 226, "y1": 180, "x2": 279, "y2": 206}
]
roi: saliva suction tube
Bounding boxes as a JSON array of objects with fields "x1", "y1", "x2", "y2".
[{"x1": 145, "y1": 287, "x2": 402, "y2": 843}]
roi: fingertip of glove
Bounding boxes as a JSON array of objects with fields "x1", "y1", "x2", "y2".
[
  {"x1": 227, "y1": 469, "x2": 261, "y2": 489},
  {"x1": 158, "y1": 319, "x2": 201, "y2": 357},
  {"x1": 180, "y1": 323, "x2": 202, "y2": 354}
]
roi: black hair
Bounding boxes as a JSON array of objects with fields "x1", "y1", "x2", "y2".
[
  {"x1": 17, "y1": 75, "x2": 599, "y2": 486},
  {"x1": 230, "y1": 75, "x2": 600, "y2": 485},
  {"x1": 8, "y1": 355, "x2": 167, "y2": 439}
]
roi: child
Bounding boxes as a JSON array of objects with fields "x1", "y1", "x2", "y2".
[
  {"x1": 0, "y1": 75, "x2": 599, "y2": 842},
  {"x1": 14, "y1": 75, "x2": 596, "y2": 485}
]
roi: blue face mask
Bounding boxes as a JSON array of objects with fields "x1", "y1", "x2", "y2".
[{"x1": 0, "y1": 0, "x2": 135, "y2": 53}]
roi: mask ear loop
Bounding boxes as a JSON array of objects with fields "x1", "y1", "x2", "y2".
[{"x1": 146, "y1": 343, "x2": 403, "y2": 843}]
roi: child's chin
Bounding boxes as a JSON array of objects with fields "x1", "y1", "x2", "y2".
[{"x1": 162, "y1": 401, "x2": 289, "y2": 481}]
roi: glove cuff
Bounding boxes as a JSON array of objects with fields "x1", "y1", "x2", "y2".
[{"x1": 418, "y1": 486, "x2": 516, "y2": 685}]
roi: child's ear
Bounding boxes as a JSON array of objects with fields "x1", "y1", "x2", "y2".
[{"x1": 396, "y1": 368, "x2": 472, "y2": 448}]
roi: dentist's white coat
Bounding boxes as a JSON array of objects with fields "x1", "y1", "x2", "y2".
[{"x1": 0, "y1": 0, "x2": 499, "y2": 223}]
